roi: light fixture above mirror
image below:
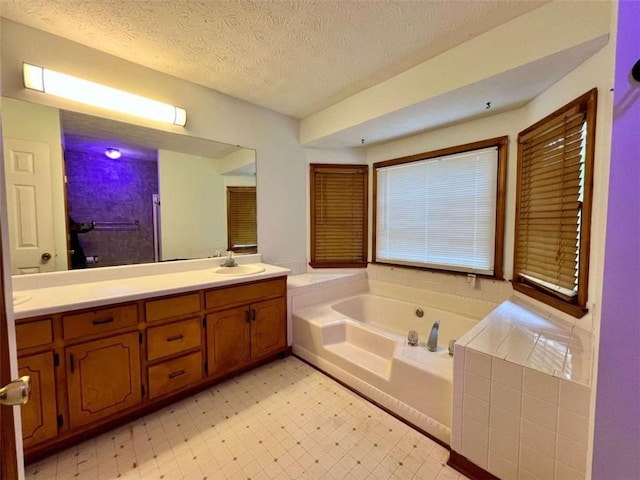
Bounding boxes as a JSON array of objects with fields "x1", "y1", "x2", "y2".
[{"x1": 23, "y1": 62, "x2": 187, "y2": 126}]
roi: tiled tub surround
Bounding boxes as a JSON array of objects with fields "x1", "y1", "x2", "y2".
[
  {"x1": 291, "y1": 276, "x2": 498, "y2": 445},
  {"x1": 452, "y1": 298, "x2": 593, "y2": 480}
]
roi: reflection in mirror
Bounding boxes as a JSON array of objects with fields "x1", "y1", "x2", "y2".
[{"x1": 1, "y1": 97, "x2": 256, "y2": 274}]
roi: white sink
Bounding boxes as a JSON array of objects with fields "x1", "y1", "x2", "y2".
[
  {"x1": 213, "y1": 265, "x2": 265, "y2": 276},
  {"x1": 12, "y1": 293, "x2": 32, "y2": 306}
]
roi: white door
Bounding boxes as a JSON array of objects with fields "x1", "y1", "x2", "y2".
[{"x1": 3, "y1": 138, "x2": 56, "y2": 274}]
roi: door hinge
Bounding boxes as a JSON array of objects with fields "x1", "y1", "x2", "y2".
[
  {"x1": 53, "y1": 352, "x2": 60, "y2": 367},
  {"x1": 204, "y1": 362, "x2": 208, "y2": 374},
  {"x1": 141, "y1": 384, "x2": 146, "y2": 397},
  {"x1": 139, "y1": 332, "x2": 143, "y2": 344},
  {"x1": 57, "y1": 414, "x2": 63, "y2": 428}
]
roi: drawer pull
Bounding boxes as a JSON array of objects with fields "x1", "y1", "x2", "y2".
[
  {"x1": 168, "y1": 370, "x2": 186, "y2": 379},
  {"x1": 92, "y1": 317, "x2": 114, "y2": 326},
  {"x1": 166, "y1": 334, "x2": 184, "y2": 343}
]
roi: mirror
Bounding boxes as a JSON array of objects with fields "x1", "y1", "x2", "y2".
[{"x1": 2, "y1": 97, "x2": 257, "y2": 274}]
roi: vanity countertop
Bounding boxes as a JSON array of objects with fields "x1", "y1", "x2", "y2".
[{"x1": 12, "y1": 261, "x2": 290, "y2": 320}]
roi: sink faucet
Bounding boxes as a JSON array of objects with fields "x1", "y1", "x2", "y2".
[
  {"x1": 427, "y1": 319, "x2": 439, "y2": 352},
  {"x1": 221, "y1": 251, "x2": 237, "y2": 267}
]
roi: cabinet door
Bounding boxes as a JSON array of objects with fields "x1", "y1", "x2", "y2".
[
  {"x1": 66, "y1": 332, "x2": 141, "y2": 429},
  {"x1": 251, "y1": 297, "x2": 286, "y2": 359},
  {"x1": 206, "y1": 306, "x2": 251, "y2": 377},
  {"x1": 18, "y1": 352, "x2": 57, "y2": 448}
]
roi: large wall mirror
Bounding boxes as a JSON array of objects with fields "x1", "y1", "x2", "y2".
[{"x1": 2, "y1": 97, "x2": 257, "y2": 275}]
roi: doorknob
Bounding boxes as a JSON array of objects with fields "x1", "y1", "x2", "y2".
[
  {"x1": 41, "y1": 252, "x2": 52, "y2": 262},
  {"x1": 0, "y1": 376, "x2": 31, "y2": 406}
]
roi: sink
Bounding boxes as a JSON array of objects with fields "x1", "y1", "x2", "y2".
[
  {"x1": 213, "y1": 265, "x2": 265, "y2": 276},
  {"x1": 12, "y1": 293, "x2": 32, "y2": 306}
]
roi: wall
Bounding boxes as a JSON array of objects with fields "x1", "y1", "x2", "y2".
[
  {"x1": 0, "y1": 19, "x2": 307, "y2": 273},
  {"x1": 66, "y1": 149, "x2": 158, "y2": 267},
  {"x1": 158, "y1": 150, "x2": 226, "y2": 260},
  {"x1": 218, "y1": 148, "x2": 255, "y2": 175},
  {"x1": 0, "y1": 98, "x2": 67, "y2": 271},
  {"x1": 592, "y1": 0, "x2": 640, "y2": 477}
]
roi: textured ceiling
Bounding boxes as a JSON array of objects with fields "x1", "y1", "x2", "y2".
[{"x1": 0, "y1": 0, "x2": 547, "y2": 119}]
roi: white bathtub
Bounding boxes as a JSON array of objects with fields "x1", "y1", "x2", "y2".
[{"x1": 292, "y1": 287, "x2": 489, "y2": 444}]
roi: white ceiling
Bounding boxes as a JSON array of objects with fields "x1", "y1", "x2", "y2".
[{"x1": 0, "y1": 0, "x2": 549, "y2": 120}]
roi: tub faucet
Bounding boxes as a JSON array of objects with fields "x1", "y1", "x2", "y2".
[
  {"x1": 221, "y1": 251, "x2": 237, "y2": 267},
  {"x1": 427, "y1": 319, "x2": 439, "y2": 352}
]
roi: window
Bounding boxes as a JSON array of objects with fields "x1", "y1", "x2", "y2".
[
  {"x1": 226, "y1": 186, "x2": 257, "y2": 254},
  {"x1": 373, "y1": 137, "x2": 507, "y2": 277},
  {"x1": 310, "y1": 164, "x2": 368, "y2": 268},
  {"x1": 513, "y1": 89, "x2": 596, "y2": 317}
]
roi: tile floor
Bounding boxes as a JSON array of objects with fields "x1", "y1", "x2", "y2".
[{"x1": 25, "y1": 357, "x2": 469, "y2": 480}]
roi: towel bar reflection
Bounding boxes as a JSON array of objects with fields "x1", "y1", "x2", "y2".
[{"x1": 90, "y1": 221, "x2": 140, "y2": 231}]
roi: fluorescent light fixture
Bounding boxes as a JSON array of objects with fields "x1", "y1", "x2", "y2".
[
  {"x1": 104, "y1": 148, "x2": 122, "y2": 159},
  {"x1": 23, "y1": 63, "x2": 187, "y2": 126}
]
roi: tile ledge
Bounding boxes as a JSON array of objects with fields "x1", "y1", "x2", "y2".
[{"x1": 460, "y1": 297, "x2": 593, "y2": 387}]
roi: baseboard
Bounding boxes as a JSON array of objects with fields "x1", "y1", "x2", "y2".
[{"x1": 448, "y1": 450, "x2": 500, "y2": 480}]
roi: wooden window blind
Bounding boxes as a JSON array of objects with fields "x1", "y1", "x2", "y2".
[
  {"x1": 513, "y1": 89, "x2": 597, "y2": 317},
  {"x1": 373, "y1": 137, "x2": 508, "y2": 278},
  {"x1": 310, "y1": 164, "x2": 368, "y2": 268},
  {"x1": 226, "y1": 186, "x2": 257, "y2": 254}
]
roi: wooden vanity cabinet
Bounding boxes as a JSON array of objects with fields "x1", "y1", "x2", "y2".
[
  {"x1": 16, "y1": 318, "x2": 58, "y2": 449},
  {"x1": 205, "y1": 278, "x2": 287, "y2": 377},
  {"x1": 206, "y1": 306, "x2": 251, "y2": 376},
  {"x1": 143, "y1": 293, "x2": 204, "y2": 400},
  {"x1": 17, "y1": 275, "x2": 287, "y2": 463},
  {"x1": 66, "y1": 331, "x2": 142, "y2": 429}
]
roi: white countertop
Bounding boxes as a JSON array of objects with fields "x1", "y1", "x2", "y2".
[{"x1": 12, "y1": 260, "x2": 290, "y2": 320}]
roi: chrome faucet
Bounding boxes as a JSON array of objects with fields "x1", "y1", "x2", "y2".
[
  {"x1": 427, "y1": 319, "x2": 439, "y2": 352},
  {"x1": 221, "y1": 250, "x2": 237, "y2": 267}
]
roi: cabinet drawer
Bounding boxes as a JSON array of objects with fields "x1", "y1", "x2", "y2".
[
  {"x1": 205, "y1": 278, "x2": 286, "y2": 310},
  {"x1": 145, "y1": 293, "x2": 200, "y2": 323},
  {"x1": 147, "y1": 318, "x2": 201, "y2": 362},
  {"x1": 63, "y1": 304, "x2": 138, "y2": 340},
  {"x1": 16, "y1": 319, "x2": 53, "y2": 350},
  {"x1": 148, "y1": 351, "x2": 202, "y2": 400}
]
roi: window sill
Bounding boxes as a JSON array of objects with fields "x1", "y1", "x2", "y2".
[
  {"x1": 308, "y1": 261, "x2": 368, "y2": 269},
  {"x1": 512, "y1": 282, "x2": 588, "y2": 318},
  {"x1": 371, "y1": 260, "x2": 503, "y2": 281}
]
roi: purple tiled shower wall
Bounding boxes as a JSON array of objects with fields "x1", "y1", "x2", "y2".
[{"x1": 65, "y1": 149, "x2": 158, "y2": 267}]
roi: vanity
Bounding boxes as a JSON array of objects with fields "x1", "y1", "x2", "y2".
[{"x1": 11, "y1": 258, "x2": 289, "y2": 462}]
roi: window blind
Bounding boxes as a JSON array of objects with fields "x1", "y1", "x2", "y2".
[
  {"x1": 310, "y1": 164, "x2": 368, "y2": 267},
  {"x1": 376, "y1": 147, "x2": 498, "y2": 275},
  {"x1": 227, "y1": 186, "x2": 257, "y2": 253},
  {"x1": 515, "y1": 111, "x2": 587, "y2": 299}
]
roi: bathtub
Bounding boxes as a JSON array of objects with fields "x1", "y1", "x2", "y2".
[{"x1": 292, "y1": 286, "x2": 492, "y2": 444}]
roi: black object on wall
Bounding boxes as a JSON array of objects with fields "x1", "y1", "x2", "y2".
[{"x1": 632, "y1": 59, "x2": 640, "y2": 82}]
